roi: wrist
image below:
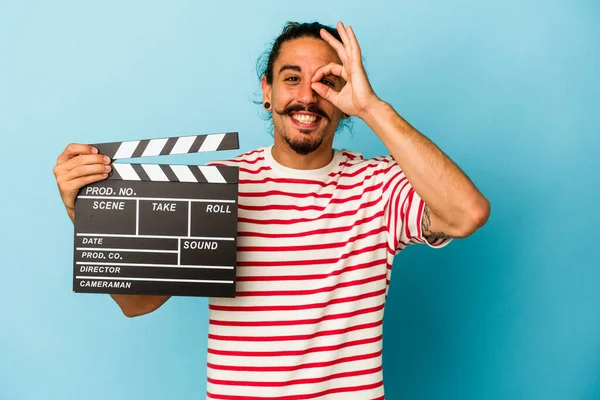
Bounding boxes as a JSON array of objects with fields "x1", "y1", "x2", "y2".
[
  {"x1": 66, "y1": 206, "x2": 75, "y2": 223},
  {"x1": 359, "y1": 98, "x2": 390, "y2": 126}
]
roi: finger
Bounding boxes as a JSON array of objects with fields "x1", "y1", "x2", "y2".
[
  {"x1": 312, "y1": 62, "x2": 344, "y2": 83},
  {"x1": 320, "y1": 28, "x2": 347, "y2": 62},
  {"x1": 60, "y1": 174, "x2": 109, "y2": 209},
  {"x1": 346, "y1": 25, "x2": 362, "y2": 61},
  {"x1": 71, "y1": 174, "x2": 109, "y2": 191},
  {"x1": 57, "y1": 143, "x2": 98, "y2": 164},
  {"x1": 336, "y1": 22, "x2": 352, "y2": 59},
  {"x1": 58, "y1": 163, "x2": 112, "y2": 183},
  {"x1": 311, "y1": 81, "x2": 339, "y2": 105},
  {"x1": 54, "y1": 154, "x2": 111, "y2": 177}
]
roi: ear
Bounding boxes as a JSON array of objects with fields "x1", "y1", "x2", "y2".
[{"x1": 261, "y1": 76, "x2": 272, "y2": 105}]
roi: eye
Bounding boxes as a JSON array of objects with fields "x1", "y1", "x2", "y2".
[
  {"x1": 284, "y1": 76, "x2": 300, "y2": 83},
  {"x1": 320, "y1": 79, "x2": 335, "y2": 87}
]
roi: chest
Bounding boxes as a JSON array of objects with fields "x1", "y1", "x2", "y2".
[{"x1": 233, "y1": 175, "x2": 389, "y2": 281}]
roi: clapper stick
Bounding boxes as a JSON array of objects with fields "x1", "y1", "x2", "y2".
[
  {"x1": 73, "y1": 132, "x2": 239, "y2": 298},
  {"x1": 95, "y1": 131, "x2": 238, "y2": 160}
]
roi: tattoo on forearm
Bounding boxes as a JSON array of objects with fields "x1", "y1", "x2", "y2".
[
  {"x1": 421, "y1": 204, "x2": 452, "y2": 240},
  {"x1": 427, "y1": 231, "x2": 452, "y2": 240}
]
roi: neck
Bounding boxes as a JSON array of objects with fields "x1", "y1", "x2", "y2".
[{"x1": 271, "y1": 134, "x2": 334, "y2": 170}]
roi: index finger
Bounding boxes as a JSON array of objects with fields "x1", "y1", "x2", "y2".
[
  {"x1": 311, "y1": 62, "x2": 344, "y2": 83},
  {"x1": 57, "y1": 143, "x2": 99, "y2": 164}
]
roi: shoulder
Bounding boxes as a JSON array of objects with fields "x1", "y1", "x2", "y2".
[
  {"x1": 337, "y1": 150, "x2": 396, "y2": 165},
  {"x1": 334, "y1": 150, "x2": 398, "y2": 176}
]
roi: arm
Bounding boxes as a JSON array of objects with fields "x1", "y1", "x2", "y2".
[
  {"x1": 359, "y1": 100, "x2": 490, "y2": 238},
  {"x1": 109, "y1": 294, "x2": 170, "y2": 318},
  {"x1": 312, "y1": 22, "x2": 490, "y2": 239},
  {"x1": 53, "y1": 143, "x2": 171, "y2": 317}
]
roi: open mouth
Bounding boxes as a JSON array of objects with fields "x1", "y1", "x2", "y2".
[{"x1": 289, "y1": 112, "x2": 322, "y2": 129}]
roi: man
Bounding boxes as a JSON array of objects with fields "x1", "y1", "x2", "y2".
[{"x1": 53, "y1": 21, "x2": 489, "y2": 399}]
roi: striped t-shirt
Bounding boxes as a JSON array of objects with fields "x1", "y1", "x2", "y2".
[{"x1": 207, "y1": 145, "x2": 450, "y2": 399}]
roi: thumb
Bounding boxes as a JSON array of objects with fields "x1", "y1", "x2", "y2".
[{"x1": 311, "y1": 82, "x2": 338, "y2": 105}]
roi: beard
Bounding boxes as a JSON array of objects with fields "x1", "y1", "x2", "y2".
[
  {"x1": 284, "y1": 133, "x2": 324, "y2": 155},
  {"x1": 274, "y1": 103, "x2": 330, "y2": 156}
]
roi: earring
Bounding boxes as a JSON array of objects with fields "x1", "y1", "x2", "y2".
[{"x1": 264, "y1": 102, "x2": 271, "y2": 110}]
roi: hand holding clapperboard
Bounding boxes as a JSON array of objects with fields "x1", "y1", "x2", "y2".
[{"x1": 73, "y1": 132, "x2": 239, "y2": 298}]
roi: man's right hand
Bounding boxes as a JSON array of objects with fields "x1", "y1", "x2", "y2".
[
  {"x1": 54, "y1": 143, "x2": 170, "y2": 317},
  {"x1": 53, "y1": 143, "x2": 112, "y2": 223}
]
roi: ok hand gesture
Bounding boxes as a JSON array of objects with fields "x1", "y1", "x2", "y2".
[{"x1": 311, "y1": 22, "x2": 381, "y2": 119}]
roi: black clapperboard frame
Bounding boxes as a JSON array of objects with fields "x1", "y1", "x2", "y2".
[{"x1": 73, "y1": 132, "x2": 239, "y2": 298}]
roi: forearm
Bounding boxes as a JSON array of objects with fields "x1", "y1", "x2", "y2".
[
  {"x1": 360, "y1": 100, "x2": 489, "y2": 236},
  {"x1": 110, "y1": 294, "x2": 170, "y2": 318}
]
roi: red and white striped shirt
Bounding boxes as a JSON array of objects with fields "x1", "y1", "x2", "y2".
[{"x1": 207, "y1": 146, "x2": 450, "y2": 399}]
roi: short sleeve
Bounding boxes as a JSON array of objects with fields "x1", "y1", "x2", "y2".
[{"x1": 380, "y1": 157, "x2": 452, "y2": 253}]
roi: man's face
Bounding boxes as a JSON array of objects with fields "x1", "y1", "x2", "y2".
[{"x1": 262, "y1": 37, "x2": 345, "y2": 155}]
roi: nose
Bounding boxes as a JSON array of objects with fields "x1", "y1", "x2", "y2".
[{"x1": 297, "y1": 79, "x2": 318, "y2": 106}]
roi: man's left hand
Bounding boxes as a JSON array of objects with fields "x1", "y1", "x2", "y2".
[{"x1": 311, "y1": 22, "x2": 381, "y2": 119}]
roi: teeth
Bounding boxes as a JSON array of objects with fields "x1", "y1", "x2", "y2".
[{"x1": 292, "y1": 114, "x2": 318, "y2": 124}]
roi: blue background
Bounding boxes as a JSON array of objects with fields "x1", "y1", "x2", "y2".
[{"x1": 1, "y1": 0, "x2": 599, "y2": 399}]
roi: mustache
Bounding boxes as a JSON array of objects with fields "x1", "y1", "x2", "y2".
[{"x1": 274, "y1": 104, "x2": 330, "y2": 120}]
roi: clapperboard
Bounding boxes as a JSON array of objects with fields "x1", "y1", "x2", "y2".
[{"x1": 73, "y1": 132, "x2": 239, "y2": 298}]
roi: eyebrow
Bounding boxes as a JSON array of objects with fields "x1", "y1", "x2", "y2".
[{"x1": 278, "y1": 64, "x2": 302, "y2": 74}]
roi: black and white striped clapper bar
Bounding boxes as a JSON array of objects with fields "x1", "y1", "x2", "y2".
[{"x1": 73, "y1": 132, "x2": 239, "y2": 298}]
